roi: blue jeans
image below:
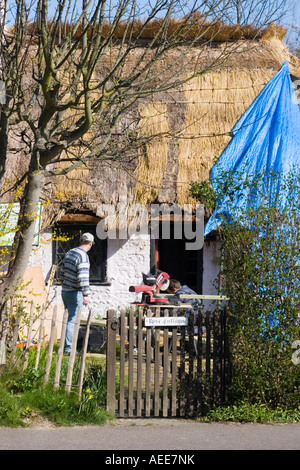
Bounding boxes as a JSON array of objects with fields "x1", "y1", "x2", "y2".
[{"x1": 62, "y1": 291, "x2": 84, "y2": 353}]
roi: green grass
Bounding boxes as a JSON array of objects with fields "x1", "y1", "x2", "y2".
[
  {"x1": 197, "y1": 401, "x2": 300, "y2": 424},
  {"x1": 0, "y1": 352, "x2": 113, "y2": 427},
  {"x1": 1, "y1": 347, "x2": 299, "y2": 427}
]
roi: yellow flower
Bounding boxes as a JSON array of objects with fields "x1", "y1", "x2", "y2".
[{"x1": 89, "y1": 394, "x2": 93, "y2": 400}]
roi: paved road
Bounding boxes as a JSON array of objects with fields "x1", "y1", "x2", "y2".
[{"x1": 0, "y1": 419, "x2": 299, "y2": 451}]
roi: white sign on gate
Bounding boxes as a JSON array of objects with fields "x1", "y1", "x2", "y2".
[{"x1": 144, "y1": 316, "x2": 188, "y2": 327}]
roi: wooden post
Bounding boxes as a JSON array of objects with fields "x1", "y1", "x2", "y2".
[
  {"x1": 65, "y1": 307, "x2": 81, "y2": 393},
  {"x1": 213, "y1": 309, "x2": 222, "y2": 405},
  {"x1": 23, "y1": 302, "x2": 34, "y2": 370},
  {"x1": 171, "y1": 309, "x2": 178, "y2": 417},
  {"x1": 145, "y1": 309, "x2": 152, "y2": 417},
  {"x1": 35, "y1": 304, "x2": 46, "y2": 369},
  {"x1": 128, "y1": 307, "x2": 134, "y2": 417},
  {"x1": 77, "y1": 308, "x2": 93, "y2": 399},
  {"x1": 118, "y1": 309, "x2": 126, "y2": 418},
  {"x1": 54, "y1": 308, "x2": 68, "y2": 389},
  {"x1": 0, "y1": 304, "x2": 9, "y2": 366},
  {"x1": 106, "y1": 309, "x2": 117, "y2": 415},
  {"x1": 43, "y1": 306, "x2": 57, "y2": 384},
  {"x1": 154, "y1": 308, "x2": 160, "y2": 417},
  {"x1": 162, "y1": 308, "x2": 169, "y2": 417},
  {"x1": 11, "y1": 313, "x2": 21, "y2": 357},
  {"x1": 136, "y1": 308, "x2": 143, "y2": 417},
  {"x1": 196, "y1": 307, "x2": 204, "y2": 416}
]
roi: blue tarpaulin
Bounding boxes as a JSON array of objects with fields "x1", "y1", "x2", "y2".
[{"x1": 204, "y1": 61, "x2": 300, "y2": 236}]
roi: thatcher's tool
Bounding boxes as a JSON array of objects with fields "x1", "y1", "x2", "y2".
[{"x1": 129, "y1": 270, "x2": 171, "y2": 306}]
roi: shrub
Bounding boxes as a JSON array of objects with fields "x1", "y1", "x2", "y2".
[{"x1": 192, "y1": 168, "x2": 300, "y2": 408}]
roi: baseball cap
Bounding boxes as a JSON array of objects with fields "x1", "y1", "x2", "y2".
[{"x1": 80, "y1": 232, "x2": 95, "y2": 244}]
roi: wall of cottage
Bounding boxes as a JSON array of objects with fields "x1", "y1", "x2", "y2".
[
  {"x1": 28, "y1": 228, "x2": 151, "y2": 318},
  {"x1": 26, "y1": 228, "x2": 220, "y2": 322}
]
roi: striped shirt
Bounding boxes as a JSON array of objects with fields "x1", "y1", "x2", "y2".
[{"x1": 61, "y1": 247, "x2": 90, "y2": 296}]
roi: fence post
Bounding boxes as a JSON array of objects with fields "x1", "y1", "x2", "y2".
[
  {"x1": 0, "y1": 303, "x2": 9, "y2": 365},
  {"x1": 65, "y1": 307, "x2": 81, "y2": 393},
  {"x1": 43, "y1": 306, "x2": 57, "y2": 384},
  {"x1": 106, "y1": 309, "x2": 118, "y2": 415},
  {"x1": 77, "y1": 308, "x2": 93, "y2": 399},
  {"x1": 54, "y1": 307, "x2": 68, "y2": 389},
  {"x1": 34, "y1": 304, "x2": 46, "y2": 369},
  {"x1": 23, "y1": 302, "x2": 34, "y2": 370}
]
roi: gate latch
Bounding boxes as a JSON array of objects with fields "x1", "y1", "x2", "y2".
[{"x1": 109, "y1": 317, "x2": 119, "y2": 331}]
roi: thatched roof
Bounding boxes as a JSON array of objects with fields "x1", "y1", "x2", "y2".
[
  {"x1": 61, "y1": 36, "x2": 299, "y2": 215},
  {"x1": 6, "y1": 34, "x2": 300, "y2": 226}
]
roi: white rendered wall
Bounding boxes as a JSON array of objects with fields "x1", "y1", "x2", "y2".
[
  {"x1": 30, "y1": 229, "x2": 151, "y2": 318},
  {"x1": 28, "y1": 228, "x2": 221, "y2": 318}
]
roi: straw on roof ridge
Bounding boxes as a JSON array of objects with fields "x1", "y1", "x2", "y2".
[{"x1": 19, "y1": 18, "x2": 287, "y2": 44}]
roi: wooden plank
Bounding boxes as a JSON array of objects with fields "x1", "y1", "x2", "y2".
[
  {"x1": 77, "y1": 308, "x2": 93, "y2": 399},
  {"x1": 54, "y1": 308, "x2": 68, "y2": 389},
  {"x1": 179, "y1": 323, "x2": 186, "y2": 417},
  {"x1": 128, "y1": 307, "x2": 134, "y2": 417},
  {"x1": 145, "y1": 310, "x2": 152, "y2": 417},
  {"x1": 23, "y1": 302, "x2": 34, "y2": 370},
  {"x1": 221, "y1": 307, "x2": 227, "y2": 404},
  {"x1": 65, "y1": 307, "x2": 81, "y2": 393},
  {"x1": 187, "y1": 310, "x2": 195, "y2": 416},
  {"x1": 43, "y1": 306, "x2": 57, "y2": 384},
  {"x1": 213, "y1": 309, "x2": 222, "y2": 405},
  {"x1": 171, "y1": 310, "x2": 178, "y2": 417},
  {"x1": 0, "y1": 304, "x2": 9, "y2": 365},
  {"x1": 154, "y1": 308, "x2": 161, "y2": 417},
  {"x1": 162, "y1": 309, "x2": 169, "y2": 417},
  {"x1": 205, "y1": 312, "x2": 212, "y2": 411},
  {"x1": 196, "y1": 309, "x2": 204, "y2": 416},
  {"x1": 34, "y1": 304, "x2": 45, "y2": 369},
  {"x1": 11, "y1": 305, "x2": 21, "y2": 357},
  {"x1": 136, "y1": 308, "x2": 143, "y2": 417},
  {"x1": 106, "y1": 309, "x2": 117, "y2": 414},
  {"x1": 179, "y1": 294, "x2": 229, "y2": 301},
  {"x1": 119, "y1": 309, "x2": 126, "y2": 418}
]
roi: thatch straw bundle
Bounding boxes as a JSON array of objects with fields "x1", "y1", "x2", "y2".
[
  {"x1": 22, "y1": 18, "x2": 286, "y2": 44},
  {"x1": 52, "y1": 158, "x2": 89, "y2": 200},
  {"x1": 133, "y1": 103, "x2": 170, "y2": 204},
  {"x1": 176, "y1": 68, "x2": 275, "y2": 206}
]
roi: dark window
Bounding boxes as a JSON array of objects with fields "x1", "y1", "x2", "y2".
[{"x1": 53, "y1": 224, "x2": 107, "y2": 284}]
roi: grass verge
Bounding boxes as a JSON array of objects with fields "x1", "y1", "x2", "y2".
[{"x1": 0, "y1": 360, "x2": 113, "y2": 428}]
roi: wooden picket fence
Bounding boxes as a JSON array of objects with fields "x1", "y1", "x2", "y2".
[
  {"x1": 106, "y1": 300, "x2": 228, "y2": 418},
  {"x1": 0, "y1": 295, "x2": 228, "y2": 418},
  {"x1": 0, "y1": 301, "x2": 92, "y2": 399}
]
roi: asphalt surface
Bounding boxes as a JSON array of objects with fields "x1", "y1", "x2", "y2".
[{"x1": 0, "y1": 418, "x2": 299, "y2": 451}]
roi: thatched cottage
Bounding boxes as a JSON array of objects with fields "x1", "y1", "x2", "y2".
[{"x1": 3, "y1": 29, "x2": 300, "y2": 329}]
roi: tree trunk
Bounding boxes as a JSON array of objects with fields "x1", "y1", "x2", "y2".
[
  {"x1": 0, "y1": 110, "x2": 8, "y2": 189},
  {"x1": 0, "y1": 164, "x2": 45, "y2": 330}
]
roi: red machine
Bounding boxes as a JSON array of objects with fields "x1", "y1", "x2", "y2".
[{"x1": 129, "y1": 270, "x2": 170, "y2": 306}]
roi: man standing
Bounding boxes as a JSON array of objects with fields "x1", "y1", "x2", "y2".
[{"x1": 60, "y1": 232, "x2": 94, "y2": 354}]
